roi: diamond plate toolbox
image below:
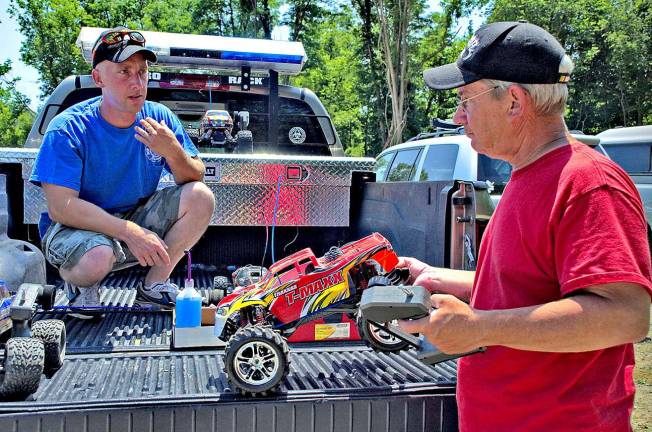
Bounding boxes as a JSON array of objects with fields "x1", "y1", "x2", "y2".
[{"x1": 0, "y1": 149, "x2": 375, "y2": 227}]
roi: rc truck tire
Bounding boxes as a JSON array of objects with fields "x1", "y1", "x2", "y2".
[
  {"x1": 235, "y1": 130, "x2": 253, "y2": 153},
  {"x1": 0, "y1": 337, "x2": 44, "y2": 400},
  {"x1": 206, "y1": 289, "x2": 225, "y2": 305},
  {"x1": 212, "y1": 276, "x2": 232, "y2": 300},
  {"x1": 224, "y1": 326, "x2": 289, "y2": 396},
  {"x1": 31, "y1": 319, "x2": 66, "y2": 371},
  {"x1": 356, "y1": 312, "x2": 410, "y2": 353}
]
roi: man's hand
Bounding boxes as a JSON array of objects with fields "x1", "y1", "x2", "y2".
[
  {"x1": 396, "y1": 256, "x2": 430, "y2": 284},
  {"x1": 135, "y1": 117, "x2": 180, "y2": 160},
  {"x1": 396, "y1": 256, "x2": 444, "y2": 290},
  {"x1": 396, "y1": 257, "x2": 474, "y2": 301},
  {"x1": 122, "y1": 221, "x2": 171, "y2": 267},
  {"x1": 398, "y1": 294, "x2": 485, "y2": 354}
]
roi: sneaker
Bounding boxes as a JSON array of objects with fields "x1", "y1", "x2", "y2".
[
  {"x1": 136, "y1": 280, "x2": 179, "y2": 309},
  {"x1": 64, "y1": 281, "x2": 104, "y2": 320}
]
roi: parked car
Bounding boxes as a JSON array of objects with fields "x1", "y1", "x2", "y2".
[
  {"x1": 597, "y1": 125, "x2": 652, "y2": 223},
  {"x1": 375, "y1": 121, "x2": 605, "y2": 206}
]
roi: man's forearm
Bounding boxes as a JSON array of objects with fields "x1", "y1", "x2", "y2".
[
  {"x1": 50, "y1": 196, "x2": 131, "y2": 241},
  {"x1": 475, "y1": 284, "x2": 650, "y2": 352},
  {"x1": 165, "y1": 146, "x2": 205, "y2": 183}
]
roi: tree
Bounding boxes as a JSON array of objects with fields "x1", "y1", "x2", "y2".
[
  {"x1": 374, "y1": 0, "x2": 414, "y2": 149},
  {"x1": 9, "y1": 0, "x2": 91, "y2": 97},
  {"x1": 289, "y1": 6, "x2": 367, "y2": 155},
  {"x1": 351, "y1": 0, "x2": 387, "y2": 156},
  {"x1": 0, "y1": 60, "x2": 35, "y2": 147},
  {"x1": 407, "y1": 0, "x2": 478, "y2": 139},
  {"x1": 283, "y1": 0, "x2": 324, "y2": 42}
]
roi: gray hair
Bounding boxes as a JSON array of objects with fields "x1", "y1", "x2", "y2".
[{"x1": 485, "y1": 74, "x2": 573, "y2": 116}]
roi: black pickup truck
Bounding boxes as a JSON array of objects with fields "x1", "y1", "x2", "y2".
[
  {"x1": 0, "y1": 28, "x2": 494, "y2": 432},
  {"x1": 0, "y1": 173, "x2": 492, "y2": 432}
]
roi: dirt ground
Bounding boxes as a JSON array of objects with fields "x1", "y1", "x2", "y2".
[{"x1": 632, "y1": 311, "x2": 652, "y2": 431}]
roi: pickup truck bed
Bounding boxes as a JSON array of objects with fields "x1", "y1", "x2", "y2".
[{"x1": 0, "y1": 268, "x2": 459, "y2": 432}]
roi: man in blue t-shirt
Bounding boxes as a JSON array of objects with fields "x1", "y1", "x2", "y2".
[{"x1": 30, "y1": 27, "x2": 215, "y2": 318}]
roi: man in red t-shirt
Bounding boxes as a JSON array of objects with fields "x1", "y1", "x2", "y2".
[{"x1": 398, "y1": 21, "x2": 652, "y2": 431}]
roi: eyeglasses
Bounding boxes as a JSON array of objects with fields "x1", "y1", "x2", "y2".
[
  {"x1": 455, "y1": 86, "x2": 499, "y2": 111},
  {"x1": 92, "y1": 30, "x2": 145, "y2": 54}
]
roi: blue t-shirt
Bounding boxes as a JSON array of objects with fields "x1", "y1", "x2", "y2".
[{"x1": 30, "y1": 96, "x2": 199, "y2": 236}]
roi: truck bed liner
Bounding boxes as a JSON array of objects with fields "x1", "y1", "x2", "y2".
[
  {"x1": 3, "y1": 270, "x2": 459, "y2": 431},
  {"x1": 1, "y1": 346, "x2": 455, "y2": 413},
  {"x1": 37, "y1": 268, "x2": 217, "y2": 353}
]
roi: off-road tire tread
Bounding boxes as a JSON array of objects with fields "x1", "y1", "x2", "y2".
[
  {"x1": 31, "y1": 320, "x2": 66, "y2": 371},
  {"x1": 212, "y1": 276, "x2": 231, "y2": 300},
  {"x1": 0, "y1": 337, "x2": 44, "y2": 400}
]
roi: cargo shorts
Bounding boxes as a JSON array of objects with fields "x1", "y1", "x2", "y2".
[{"x1": 41, "y1": 186, "x2": 183, "y2": 271}]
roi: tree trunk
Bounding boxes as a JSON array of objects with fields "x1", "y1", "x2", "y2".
[
  {"x1": 374, "y1": 0, "x2": 412, "y2": 149},
  {"x1": 228, "y1": 0, "x2": 236, "y2": 36},
  {"x1": 353, "y1": 0, "x2": 387, "y2": 150},
  {"x1": 618, "y1": 81, "x2": 627, "y2": 126},
  {"x1": 289, "y1": 0, "x2": 312, "y2": 41},
  {"x1": 260, "y1": 0, "x2": 272, "y2": 39}
]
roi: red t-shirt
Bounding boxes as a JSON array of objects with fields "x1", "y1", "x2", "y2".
[{"x1": 457, "y1": 141, "x2": 652, "y2": 432}]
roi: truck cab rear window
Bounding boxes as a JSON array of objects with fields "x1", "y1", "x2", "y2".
[{"x1": 56, "y1": 87, "x2": 332, "y2": 155}]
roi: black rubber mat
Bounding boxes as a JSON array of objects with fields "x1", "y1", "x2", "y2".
[
  {"x1": 0, "y1": 345, "x2": 457, "y2": 411},
  {"x1": 35, "y1": 267, "x2": 217, "y2": 353}
]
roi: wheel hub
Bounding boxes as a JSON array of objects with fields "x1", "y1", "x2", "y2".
[{"x1": 233, "y1": 340, "x2": 280, "y2": 385}]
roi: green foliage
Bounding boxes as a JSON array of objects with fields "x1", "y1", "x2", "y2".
[
  {"x1": 7, "y1": 0, "x2": 650, "y2": 153},
  {"x1": 9, "y1": 0, "x2": 91, "y2": 96},
  {"x1": 289, "y1": 6, "x2": 367, "y2": 155},
  {"x1": 408, "y1": 3, "x2": 472, "y2": 140},
  {"x1": 0, "y1": 60, "x2": 35, "y2": 147},
  {"x1": 488, "y1": 0, "x2": 652, "y2": 132}
]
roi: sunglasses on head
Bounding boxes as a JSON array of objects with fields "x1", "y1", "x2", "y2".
[
  {"x1": 93, "y1": 29, "x2": 145, "y2": 54},
  {"x1": 102, "y1": 29, "x2": 145, "y2": 45}
]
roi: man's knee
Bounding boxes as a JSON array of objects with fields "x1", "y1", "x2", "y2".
[
  {"x1": 180, "y1": 181, "x2": 215, "y2": 219},
  {"x1": 63, "y1": 245, "x2": 115, "y2": 285}
]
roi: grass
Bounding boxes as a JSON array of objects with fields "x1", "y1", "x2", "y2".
[{"x1": 633, "y1": 311, "x2": 652, "y2": 431}]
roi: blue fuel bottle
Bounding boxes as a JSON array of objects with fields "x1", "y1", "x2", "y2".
[{"x1": 175, "y1": 250, "x2": 202, "y2": 328}]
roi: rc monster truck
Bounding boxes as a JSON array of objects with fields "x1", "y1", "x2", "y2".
[
  {"x1": 197, "y1": 109, "x2": 253, "y2": 153},
  {"x1": 214, "y1": 232, "x2": 412, "y2": 396},
  {"x1": 0, "y1": 283, "x2": 66, "y2": 400}
]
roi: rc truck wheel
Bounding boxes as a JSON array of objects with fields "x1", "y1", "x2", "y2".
[
  {"x1": 0, "y1": 337, "x2": 44, "y2": 400},
  {"x1": 356, "y1": 313, "x2": 409, "y2": 353},
  {"x1": 235, "y1": 130, "x2": 253, "y2": 153},
  {"x1": 212, "y1": 276, "x2": 231, "y2": 296},
  {"x1": 224, "y1": 326, "x2": 289, "y2": 396},
  {"x1": 206, "y1": 289, "x2": 225, "y2": 305},
  {"x1": 31, "y1": 320, "x2": 66, "y2": 371}
]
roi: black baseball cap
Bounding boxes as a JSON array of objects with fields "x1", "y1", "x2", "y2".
[
  {"x1": 92, "y1": 26, "x2": 157, "y2": 69},
  {"x1": 423, "y1": 21, "x2": 572, "y2": 90}
]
